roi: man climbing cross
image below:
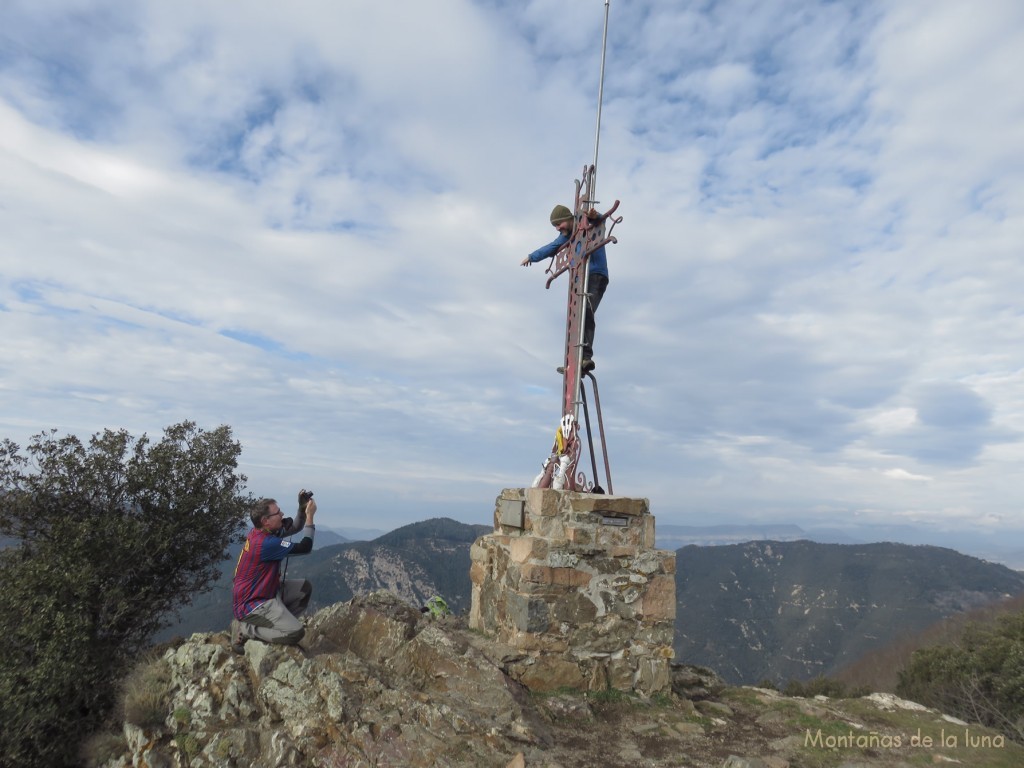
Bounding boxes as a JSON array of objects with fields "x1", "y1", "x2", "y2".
[{"x1": 521, "y1": 204, "x2": 610, "y2": 373}]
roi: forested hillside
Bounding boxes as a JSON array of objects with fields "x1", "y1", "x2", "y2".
[{"x1": 674, "y1": 540, "x2": 1024, "y2": 684}]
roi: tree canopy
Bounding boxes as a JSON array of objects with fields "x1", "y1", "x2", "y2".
[
  {"x1": 0, "y1": 421, "x2": 252, "y2": 768},
  {"x1": 897, "y1": 610, "x2": 1024, "y2": 744}
]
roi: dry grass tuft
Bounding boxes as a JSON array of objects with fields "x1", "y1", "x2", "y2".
[{"x1": 121, "y1": 653, "x2": 173, "y2": 727}]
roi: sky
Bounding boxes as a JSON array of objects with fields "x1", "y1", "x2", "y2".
[{"x1": 2, "y1": 1, "x2": 1023, "y2": 555}]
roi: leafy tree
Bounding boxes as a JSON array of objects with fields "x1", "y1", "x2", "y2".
[
  {"x1": 0, "y1": 422, "x2": 251, "y2": 768},
  {"x1": 897, "y1": 611, "x2": 1024, "y2": 743}
]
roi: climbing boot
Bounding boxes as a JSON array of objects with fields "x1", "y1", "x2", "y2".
[{"x1": 230, "y1": 619, "x2": 246, "y2": 655}]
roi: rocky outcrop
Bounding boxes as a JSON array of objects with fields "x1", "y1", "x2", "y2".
[
  {"x1": 155, "y1": 592, "x2": 547, "y2": 768},
  {"x1": 470, "y1": 489, "x2": 676, "y2": 696},
  {"x1": 92, "y1": 592, "x2": 1024, "y2": 768}
]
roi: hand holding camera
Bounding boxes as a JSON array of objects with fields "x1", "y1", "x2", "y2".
[{"x1": 298, "y1": 489, "x2": 316, "y2": 522}]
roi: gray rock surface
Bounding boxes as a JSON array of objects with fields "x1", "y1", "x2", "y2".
[{"x1": 92, "y1": 591, "x2": 1024, "y2": 768}]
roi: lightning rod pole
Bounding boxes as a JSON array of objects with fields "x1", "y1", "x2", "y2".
[{"x1": 591, "y1": 0, "x2": 611, "y2": 203}]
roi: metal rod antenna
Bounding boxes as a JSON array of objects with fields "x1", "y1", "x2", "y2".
[{"x1": 591, "y1": 0, "x2": 611, "y2": 202}]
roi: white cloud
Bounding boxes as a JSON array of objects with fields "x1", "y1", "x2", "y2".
[
  {"x1": 882, "y1": 468, "x2": 931, "y2": 482},
  {"x1": 1, "y1": 0, "x2": 1023, "y2": 550}
]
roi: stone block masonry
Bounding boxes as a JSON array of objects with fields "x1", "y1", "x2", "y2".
[{"x1": 470, "y1": 488, "x2": 676, "y2": 696}]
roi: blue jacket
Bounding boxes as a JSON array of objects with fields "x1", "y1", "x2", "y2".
[{"x1": 527, "y1": 233, "x2": 608, "y2": 278}]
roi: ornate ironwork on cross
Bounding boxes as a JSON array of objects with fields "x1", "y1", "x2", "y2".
[{"x1": 530, "y1": 165, "x2": 622, "y2": 493}]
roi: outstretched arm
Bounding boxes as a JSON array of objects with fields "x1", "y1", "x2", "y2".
[{"x1": 522, "y1": 233, "x2": 570, "y2": 267}]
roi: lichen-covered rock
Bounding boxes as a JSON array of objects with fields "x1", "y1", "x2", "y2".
[
  {"x1": 100, "y1": 592, "x2": 553, "y2": 768},
  {"x1": 671, "y1": 663, "x2": 726, "y2": 700},
  {"x1": 97, "y1": 595, "x2": 1024, "y2": 768}
]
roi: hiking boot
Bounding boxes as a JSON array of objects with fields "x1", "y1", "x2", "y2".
[
  {"x1": 230, "y1": 619, "x2": 246, "y2": 655},
  {"x1": 581, "y1": 358, "x2": 596, "y2": 372}
]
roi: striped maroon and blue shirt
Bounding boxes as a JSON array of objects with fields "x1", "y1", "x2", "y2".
[{"x1": 232, "y1": 527, "x2": 300, "y2": 619}]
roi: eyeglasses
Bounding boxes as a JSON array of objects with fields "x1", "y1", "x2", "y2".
[{"x1": 265, "y1": 511, "x2": 283, "y2": 519}]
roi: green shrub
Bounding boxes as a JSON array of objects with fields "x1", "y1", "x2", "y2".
[
  {"x1": 172, "y1": 706, "x2": 192, "y2": 729},
  {"x1": 175, "y1": 732, "x2": 201, "y2": 762},
  {"x1": 213, "y1": 735, "x2": 236, "y2": 760},
  {"x1": 897, "y1": 610, "x2": 1024, "y2": 743},
  {"x1": 0, "y1": 422, "x2": 251, "y2": 768}
]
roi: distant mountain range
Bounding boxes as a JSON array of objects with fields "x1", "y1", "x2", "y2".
[
  {"x1": 674, "y1": 540, "x2": 1024, "y2": 684},
  {"x1": 656, "y1": 523, "x2": 1024, "y2": 569},
  {"x1": 656, "y1": 523, "x2": 826, "y2": 549},
  {"x1": 159, "y1": 519, "x2": 1024, "y2": 687}
]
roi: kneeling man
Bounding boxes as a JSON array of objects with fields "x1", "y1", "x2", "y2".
[{"x1": 231, "y1": 491, "x2": 317, "y2": 652}]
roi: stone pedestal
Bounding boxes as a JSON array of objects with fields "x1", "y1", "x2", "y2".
[{"x1": 469, "y1": 488, "x2": 676, "y2": 695}]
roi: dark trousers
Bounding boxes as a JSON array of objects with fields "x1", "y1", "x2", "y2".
[{"x1": 582, "y1": 274, "x2": 609, "y2": 360}]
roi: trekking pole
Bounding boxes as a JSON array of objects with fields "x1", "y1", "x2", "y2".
[{"x1": 280, "y1": 548, "x2": 289, "y2": 597}]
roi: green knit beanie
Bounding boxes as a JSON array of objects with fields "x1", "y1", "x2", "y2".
[{"x1": 550, "y1": 204, "x2": 573, "y2": 225}]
